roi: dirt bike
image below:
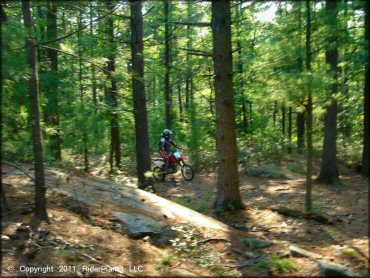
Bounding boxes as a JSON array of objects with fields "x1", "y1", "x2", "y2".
[{"x1": 152, "y1": 148, "x2": 194, "y2": 181}]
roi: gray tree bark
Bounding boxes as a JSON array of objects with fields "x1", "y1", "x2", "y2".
[
  {"x1": 362, "y1": 0, "x2": 369, "y2": 177},
  {"x1": 130, "y1": 0, "x2": 152, "y2": 188},
  {"x1": 212, "y1": 0, "x2": 243, "y2": 211},
  {"x1": 316, "y1": 0, "x2": 340, "y2": 185},
  {"x1": 22, "y1": 0, "x2": 48, "y2": 221}
]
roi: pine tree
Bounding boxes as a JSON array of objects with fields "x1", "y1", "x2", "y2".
[
  {"x1": 212, "y1": 0, "x2": 243, "y2": 211},
  {"x1": 22, "y1": 0, "x2": 48, "y2": 221},
  {"x1": 130, "y1": 0, "x2": 152, "y2": 188}
]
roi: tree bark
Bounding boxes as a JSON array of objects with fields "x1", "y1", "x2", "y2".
[
  {"x1": 273, "y1": 100, "x2": 278, "y2": 126},
  {"x1": 316, "y1": 0, "x2": 340, "y2": 185},
  {"x1": 281, "y1": 104, "x2": 286, "y2": 139},
  {"x1": 288, "y1": 106, "x2": 293, "y2": 153},
  {"x1": 185, "y1": 1, "x2": 192, "y2": 110},
  {"x1": 177, "y1": 79, "x2": 184, "y2": 122},
  {"x1": 236, "y1": 1, "x2": 248, "y2": 134},
  {"x1": 47, "y1": 0, "x2": 62, "y2": 161},
  {"x1": 297, "y1": 111, "x2": 305, "y2": 153},
  {"x1": 78, "y1": 10, "x2": 89, "y2": 173},
  {"x1": 362, "y1": 0, "x2": 369, "y2": 177},
  {"x1": 212, "y1": 0, "x2": 243, "y2": 211},
  {"x1": 90, "y1": 3, "x2": 98, "y2": 114},
  {"x1": 164, "y1": 0, "x2": 172, "y2": 129},
  {"x1": 296, "y1": 1, "x2": 305, "y2": 154},
  {"x1": 130, "y1": 0, "x2": 152, "y2": 188},
  {"x1": 305, "y1": 0, "x2": 313, "y2": 212},
  {"x1": 22, "y1": 0, "x2": 48, "y2": 221},
  {"x1": 106, "y1": 0, "x2": 121, "y2": 171}
]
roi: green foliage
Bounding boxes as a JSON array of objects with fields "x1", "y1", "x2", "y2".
[
  {"x1": 252, "y1": 255, "x2": 298, "y2": 273},
  {"x1": 252, "y1": 259, "x2": 270, "y2": 272},
  {"x1": 270, "y1": 255, "x2": 299, "y2": 273},
  {"x1": 55, "y1": 249, "x2": 82, "y2": 263},
  {"x1": 241, "y1": 238, "x2": 251, "y2": 248},
  {"x1": 2, "y1": 0, "x2": 366, "y2": 182},
  {"x1": 154, "y1": 253, "x2": 175, "y2": 271}
]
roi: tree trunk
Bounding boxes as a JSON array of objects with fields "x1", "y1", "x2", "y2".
[
  {"x1": 297, "y1": 111, "x2": 305, "y2": 153},
  {"x1": 340, "y1": 0, "x2": 351, "y2": 141},
  {"x1": 288, "y1": 106, "x2": 293, "y2": 153},
  {"x1": 236, "y1": 1, "x2": 248, "y2": 134},
  {"x1": 106, "y1": 0, "x2": 121, "y2": 171},
  {"x1": 281, "y1": 104, "x2": 286, "y2": 139},
  {"x1": 362, "y1": 0, "x2": 369, "y2": 177},
  {"x1": 305, "y1": 0, "x2": 313, "y2": 212},
  {"x1": 164, "y1": 0, "x2": 172, "y2": 129},
  {"x1": 273, "y1": 100, "x2": 278, "y2": 126},
  {"x1": 185, "y1": 1, "x2": 192, "y2": 111},
  {"x1": 37, "y1": 5, "x2": 47, "y2": 73},
  {"x1": 90, "y1": 3, "x2": 98, "y2": 114},
  {"x1": 130, "y1": 0, "x2": 152, "y2": 188},
  {"x1": 22, "y1": 0, "x2": 48, "y2": 221},
  {"x1": 212, "y1": 0, "x2": 243, "y2": 211},
  {"x1": 207, "y1": 70, "x2": 215, "y2": 117},
  {"x1": 47, "y1": 0, "x2": 62, "y2": 161},
  {"x1": 316, "y1": 0, "x2": 340, "y2": 185},
  {"x1": 177, "y1": 79, "x2": 184, "y2": 122},
  {"x1": 78, "y1": 10, "x2": 89, "y2": 173}
]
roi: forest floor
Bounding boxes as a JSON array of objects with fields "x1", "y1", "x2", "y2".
[{"x1": 1, "y1": 154, "x2": 369, "y2": 277}]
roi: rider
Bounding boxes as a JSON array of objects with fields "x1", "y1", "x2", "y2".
[{"x1": 159, "y1": 129, "x2": 178, "y2": 172}]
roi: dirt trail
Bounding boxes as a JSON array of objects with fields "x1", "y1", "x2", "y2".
[
  {"x1": 2, "y1": 163, "x2": 369, "y2": 277},
  {"x1": 2, "y1": 166, "x2": 243, "y2": 277}
]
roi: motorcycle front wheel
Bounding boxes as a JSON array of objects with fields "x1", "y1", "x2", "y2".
[
  {"x1": 181, "y1": 164, "x2": 194, "y2": 181},
  {"x1": 153, "y1": 166, "x2": 165, "y2": 181}
]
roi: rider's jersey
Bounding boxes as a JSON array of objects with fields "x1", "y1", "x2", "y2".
[{"x1": 159, "y1": 136, "x2": 177, "y2": 157}]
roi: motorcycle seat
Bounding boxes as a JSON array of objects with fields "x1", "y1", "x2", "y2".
[{"x1": 152, "y1": 157, "x2": 165, "y2": 161}]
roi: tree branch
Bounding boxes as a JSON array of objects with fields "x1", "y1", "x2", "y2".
[
  {"x1": 180, "y1": 48, "x2": 213, "y2": 57},
  {"x1": 5, "y1": 2, "x2": 126, "y2": 52},
  {"x1": 1, "y1": 161, "x2": 34, "y2": 180},
  {"x1": 172, "y1": 21, "x2": 211, "y2": 27},
  {"x1": 143, "y1": 6, "x2": 155, "y2": 17},
  {"x1": 38, "y1": 45, "x2": 109, "y2": 73}
]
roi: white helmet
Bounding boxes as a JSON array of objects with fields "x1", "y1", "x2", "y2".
[{"x1": 163, "y1": 129, "x2": 172, "y2": 138}]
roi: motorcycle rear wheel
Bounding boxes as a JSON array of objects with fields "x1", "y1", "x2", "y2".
[{"x1": 153, "y1": 166, "x2": 165, "y2": 181}]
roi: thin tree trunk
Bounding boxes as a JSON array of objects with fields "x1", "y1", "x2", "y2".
[
  {"x1": 288, "y1": 106, "x2": 292, "y2": 153},
  {"x1": 106, "y1": 0, "x2": 121, "y2": 171},
  {"x1": 90, "y1": 3, "x2": 98, "y2": 114},
  {"x1": 237, "y1": 1, "x2": 248, "y2": 134},
  {"x1": 273, "y1": 100, "x2": 278, "y2": 126},
  {"x1": 212, "y1": 0, "x2": 243, "y2": 211},
  {"x1": 185, "y1": 1, "x2": 192, "y2": 110},
  {"x1": 207, "y1": 70, "x2": 215, "y2": 117},
  {"x1": 316, "y1": 0, "x2": 340, "y2": 185},
  {"x1": 37, "y1": 5, "x2": 46, "y2": 73},
  {"x1": 297, "y1": 110, "x2": 305, "y2": 153},
  {"x1": 22, "y1": 0, "x2": 48, "y2": 221},
  {"x1": 305, "y1": 0, "x2": 313, "y2": 212},
  {"x1": 130, "y1": 0, "x2": 152, "y2": 188},
  {"x1": 297, "y1": 1, "x2": 305, "y2": 154},
  {"x1": 282, "y1": 104, "x2": 286, "y2": 139},
  {"x1": 164, "y1": 0, "x2": 171, "y2": 129},
  {"x1": 362, "y1": 0, "x2": 369, "y2": 177},
  {"x1": 340, "y1": 0, "x2": 351, "y2": 141},
  {"x1": 78, "y1": 10, "x2": 89, "y2": 173},
  {"x1": 47, "y1": 0, "x2": 62, "y2": 161},
  {"x1": 177, "y1": 79, "x2": 184, "y2": 122}
]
